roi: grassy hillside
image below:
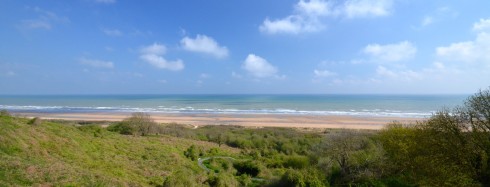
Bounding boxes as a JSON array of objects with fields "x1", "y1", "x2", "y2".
[{"x1": 0, "y1": 114, "x2": 238, "y2": 186}]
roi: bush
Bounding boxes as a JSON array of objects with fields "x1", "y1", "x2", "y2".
[
  {"x1": 27, "y1": 117, "x2": 42, "y2": 126},
  {"x1": 107, "y1": 122, "x2": 134, "y2": 135},
  {"x1": 78, "y1": 124, "x2": 104, "y2": 137},
  {"x1": 233, "y1": 160, "x2": 260, "y2": 177},
  {"x1": 206, "y1": 172, "x2": 239, "y2": 187},
  {"x1": 184, "y1": 145, "x2": 201, "y2": 161},
  {"x1": 283, "y1": 155, "x2": 310, "y2": 169},
  {"x1": 107, "y1": 113, "x2": 159, "y2": 136},
  {"x1": 275, "y1": 169, "x2": 327, "y2": 187}
]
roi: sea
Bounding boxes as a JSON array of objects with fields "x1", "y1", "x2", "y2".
[{"x1": 0, "y1": 95, "x2": 469, "y2": 118}]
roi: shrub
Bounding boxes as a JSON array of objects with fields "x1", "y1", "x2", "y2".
[
  {"x1": 78, "y1": 124, "x2": 104, "y2": 137},
  {"x1": 163, "y1": 169, "x2": 199, "y2": 187},
  {"x1": 184, "y1": 145, "x2": 201, "y2": 161},
  {"x1": 283, "y1": 155, "x2": 310, "y2": 169},
  {"x1": 206, "y1": 172, "x2": 239, "y2": 187},
  {"x1": 233, "y1": 160, "x2": 260, "y2": 177},
  {"x1": 275, "y1": 169, "x2": 327, "y2": 187},
  {"x1": 27, "y1": 117, "x2": 42, "y2": 126},
  {"x1": 107, "y1": 122, "x2": 135, "y2": 135},
  {"x1": 107, "y1": 113, "x2": 159, "y2": 136}
]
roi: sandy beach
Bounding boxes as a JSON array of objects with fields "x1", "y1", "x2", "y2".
[{"x1": 16, "y1": 112, "x2": 422, "y2": 130}]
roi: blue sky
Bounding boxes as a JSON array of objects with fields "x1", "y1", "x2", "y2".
[{"x1": 1, "y1": 0, "x2": 490, "y2": 94}]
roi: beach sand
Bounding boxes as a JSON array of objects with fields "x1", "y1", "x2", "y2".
[{"x1": 16, "y1": 112, "x2": 422, "y2": 130}]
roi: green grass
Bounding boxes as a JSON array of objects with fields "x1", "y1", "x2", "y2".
[{"x1": 0, "y1": 115, "x2": 239, "y2": 186}]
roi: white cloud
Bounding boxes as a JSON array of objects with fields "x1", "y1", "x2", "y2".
[
  {"x1": 259, "y1": 0, "x2": 394, "y2": 35},
  {"x1": 18, "y1": 7, "x2": 69, "y2": 30},
  {"x1": 436, "y1": 32, "x2": 490, "y2": 64},
  {"x1": 363, "y1": 41, "x2": 417, "y2": 63},
  {"x1": 140, "y1": 43, "x2": 184, "y2": 71},
  {"x1": 314, "y1": 69, "x2": 337, "y2": 77},
  {"x1": 296, "y1": 0, "x2": 332, "y2": 16},
  {"x1": 376, "y1": 66, "x2": 422, "y2": 81},
  {"x1": 95, "y1": 0, "x2": 116, "y2": 4},
  {"x1": 141, "y1": 43, "x2": 166, "y2": 55},
  {"x1": 79, "y1": 58, "x2": 114, "y2": 69},
  {"x1": 343, "y1": 0, "x2": 393, "y2": 18},
  {"x1": 102, "y1": 28, "x2": 123, "y2": 36},
  {"x1": 140, "y1": 54, "x2": 184, "y2": 71},
  {"x1": 435, "y1": 19, "x2": 490, "y2": 64},
  {"x1": 260, "y1": 0, "x2": 331, "y2": 34},
  {"x1": 473, "y1": 18, "x2": 490, "y2": 32},
  {"x1": 242, "y1": 54, "x2": 279, "y2": 78},
  {"x1": 180, "y1": 35, "x2": 229, "y2": 58},
  {"x1": 158, "y1": 79, "x2": 167, "y2": 84},
  {"x1": 261, "y1": 16, "x2": 309, "y2": 34}
]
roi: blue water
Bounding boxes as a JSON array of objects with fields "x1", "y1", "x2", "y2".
[{"x1": 0, "y1": 95, "x2": 468, "y2": 118}]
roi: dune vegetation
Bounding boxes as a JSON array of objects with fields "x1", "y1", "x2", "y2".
[{"x1": 1, "y1": 88, "x2": 490, "y2": 186}]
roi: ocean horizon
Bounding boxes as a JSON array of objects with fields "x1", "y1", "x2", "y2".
[{"x1": 0, "y1": 94, "x2": 469, "y2": 118}]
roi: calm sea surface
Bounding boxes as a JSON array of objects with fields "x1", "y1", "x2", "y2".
[{"x1": 0, "y1": 95, "x2": 469, "y2": 118}]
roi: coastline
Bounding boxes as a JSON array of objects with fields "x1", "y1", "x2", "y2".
[{"x1": 14, "y1": 112, "x2": 422, "y2": 130}]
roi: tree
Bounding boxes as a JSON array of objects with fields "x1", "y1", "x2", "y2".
[
  {"x1": 378, "y1": 87, "x2": 490, "y2": 186},
  {"x1": 108, "y1": 113, "x2": 159, "y2": 136},
  {"x1": 319, "y1": 130, "x2": 384, "y2": 185}
]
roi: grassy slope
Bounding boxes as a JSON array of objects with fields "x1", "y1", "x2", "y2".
[{"x1": 0, "y1": 115, "x2": 238, "y2": 186}]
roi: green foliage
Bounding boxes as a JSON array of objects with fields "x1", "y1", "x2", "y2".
[
  {"x1": 162, "y1": 169, "x2": 202, "y2": 187},
  {"x1": 107, "y1": 112, "x2": 160, "y2": 136},
  {"x1": 237, "y1": 174, "x2": 253, "y2": 186},
  {"x1": 107, "y1": 122, "x2": 134, "y2": 135},
  {"x1": 233, "y1": 160, "x2": 261, "y2": 177},
  {"x1": 0, "y1": 115, "x2": 237, "y2": 186},
  {"x1": 274, "y1": 169, "x2": 327, "y2": 187},
  {"x1": 184, "y1": 145, "x2": 201, "y2": 161},
  {"x1": 282, "y1": 155, "x2": 310, "y2": 169},
  {"x1": 206, "y1": 172, "x2": 239, "y2": 187},
  {"x1": 27, "y1": 117, "x2": 42, "y2": 126},
  {"x1": 78, "y1": 124, "x2": 105, "y2": 137},
  {"x1": 159, "y1": 125, "x2": 323, "y2": 156},
  {"x1": 377, "y1": 87, "x2": 490, "y2": 186},
  {"x1": 315, "y1": 130, "x2": 385, "y2": 185}
]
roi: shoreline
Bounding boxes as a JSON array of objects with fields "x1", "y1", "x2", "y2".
[{"x1": 14, "y1": 112, "x2": 422, "y2": 130}]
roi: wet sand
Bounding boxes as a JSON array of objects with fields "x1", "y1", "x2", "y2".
[{"x1": 15, "y1": 112, "x2": 422, "y2": 130}]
